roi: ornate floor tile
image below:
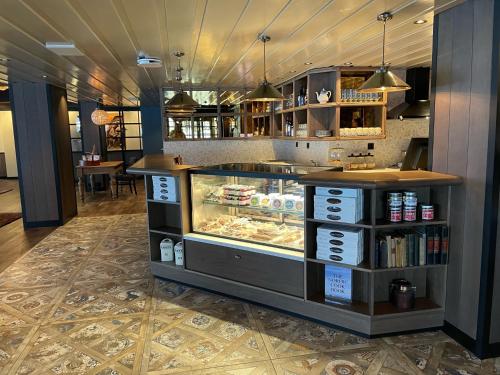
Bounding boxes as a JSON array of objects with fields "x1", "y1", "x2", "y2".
[
  {"x1": 271, "y1": 347, "x2": 420, "y2": 375},
  {"x1": 94, "y1": 236, "x2": 149, "y2": 254},
  {"x1": 0, "y1": 287, "x2": 63, "y2": 327},
  {"x1": 51, "y1": 279, "x2": 153, "y2": 321},
  {"x1": 251, "y1": 306, "x2": 375, "y2": 359},
  {"x1": 27, "y1": 240, "x2": 98, "y2": 261},
  {"x1": 0, "y1": 258, "x2": 83, "y2": 288},
  {"x1": 188, "y1": 360, "x2": 277, "y2": 374},
  {"x1": 143, "y1": 282, "x2": 269, "y2": 373},
  {"x1": 396, "y1": 339, "x2": 498, "y2": 375},
  {"x1": 0, "y1": 325, "x2": 38, "y2": 373},
  {"x1": 10, "y1": 316, "x2": 145, "y2": 375}
]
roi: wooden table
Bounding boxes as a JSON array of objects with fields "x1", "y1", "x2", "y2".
[{"x1": 75, "y1": 161, "x2": 124, "y2": 202}]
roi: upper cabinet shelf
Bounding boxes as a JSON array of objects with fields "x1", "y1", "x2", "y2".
[{"x1": 273, "y1": 66, "x2": 388, "y2": 140}]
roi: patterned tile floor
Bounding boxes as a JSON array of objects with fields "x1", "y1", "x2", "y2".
[{"x1": 0, "y1": 214, "x2": 498, "y2": 374}]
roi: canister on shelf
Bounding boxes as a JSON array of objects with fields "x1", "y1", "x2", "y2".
[
  {"x1": 174, "y1": 242, "x2": 184, "y2": 266},
  {"x1": 389, "y1": 279, "x2": 416, "y2": 310},
  {"x1": 160, "y1": 238, "x2": 174, "y2": 262},
  {"x1": 387, "y1": 192, "x2": 403, "y2": 222},
  {"x1": 403, "y1": 206, "x2": 417, "y2": 221},
  {"x1": 403, "y1": 191, "x2": 418, "y2": 207},
  {"x1": 421, "y1": 204, "x2": 435, "y2": 221}
]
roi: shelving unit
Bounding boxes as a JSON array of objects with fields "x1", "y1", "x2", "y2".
[
  {"x1": 130, "y1": 157, "x2": 462, "y2": 337},
  {"x1": 274, "y1": 66, "x2": 387, "y2": 140},
  {"x1": 300, "y1": 171, "x2": 461, "y2": 333}
]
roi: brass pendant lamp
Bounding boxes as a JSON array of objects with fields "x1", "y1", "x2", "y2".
[
  {"x1": 165, "y1": 51, "x2": 199, "y2": 117},
  {"x1": 357, "y1": 12, "x2": 411, "y2": 93},
  {"x1": 246, "y1": 34, "x2": 284, "y2": 102}
]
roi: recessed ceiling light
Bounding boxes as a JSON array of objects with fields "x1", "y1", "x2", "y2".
[
  {"x1": 304, "y1": 62, "x2": 313, "y2": 65},
  {"x1": 42, "y1": 75, "x2": 47, "y2": 78},
  {"x1": 414, "y1": 19, "x2": 427, "y2": 24},
  {"x1": 344, "y1": 62, "x2": 353, "y2": 66},
  {"x1": 289, "y1": 70, "x2": 296, "y2": 73}
]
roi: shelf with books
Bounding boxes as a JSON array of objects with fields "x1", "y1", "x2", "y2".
[
  {"x1": 374, "y1": 219, "x2": 448, "y2": 229},
  {"x1": 374, "y1": 224, "x2": 449, "y2": 269}
]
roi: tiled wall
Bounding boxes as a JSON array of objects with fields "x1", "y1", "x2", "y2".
[{"x1": 163, "y1": 118, "x2": 429, "y2": 167}]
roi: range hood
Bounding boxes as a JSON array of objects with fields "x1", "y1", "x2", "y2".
[{"x1": 387, "y1": 67, "x2": 430, "y2": 120}]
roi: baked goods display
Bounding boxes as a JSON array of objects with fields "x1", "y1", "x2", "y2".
[
  {"x1": 202, "y1": 183, "x2": 304, "y2": 213},
  {"x1": 196, "y1": 215, "x2": 304, "y2": 250}
]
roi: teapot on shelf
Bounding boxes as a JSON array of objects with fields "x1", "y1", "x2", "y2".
[{"x1": 315, "y1": 88, "x2": 332, "y2": 104}]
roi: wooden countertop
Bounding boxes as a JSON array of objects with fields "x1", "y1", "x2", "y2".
[
  {"x1": 299, "y1": 169, "x2": 462, "y2": 188},
  {"x1": 127, "y1": 154, "x2": 195, "y2": 176}
]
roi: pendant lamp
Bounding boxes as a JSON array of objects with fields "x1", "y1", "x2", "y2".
[
  {"x1": 91, "y1": 100, "x2": 108, "y2": 125},
  {"x1": 165, "y1": 51, "x2": 198, "y2": 118},
  {"x1": 357, "y1": 12, "x2": 411, "y2": 93},
  {"x1": 246, "y1": 35, "x2": 284, "y2": 102}
]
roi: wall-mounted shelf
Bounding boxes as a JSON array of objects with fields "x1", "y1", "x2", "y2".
[{"x1": 273, "y1": 66, "x2": 388, "y2": 140}]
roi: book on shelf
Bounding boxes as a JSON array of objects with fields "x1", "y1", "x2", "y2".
[
  {"x1": 376, "y1": 225, "x2": 449, "y2": 268},
  {"x1": 325, "y1": 265, "x2": 352, "y2": 302}
]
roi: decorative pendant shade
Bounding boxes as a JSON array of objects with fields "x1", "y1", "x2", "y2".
[
  {"x1": 165, "y1": 51, "x2": 199, "y2": 118},
  {"x1": 357, "y1": 66, "x2": 410, "y2": 93},
  {"x1": 357, "y1": 12, "x2": 410, "y2": 93},
  {"x1": 246, "y1": 35, "x2": 284, "y2": 102},
  {"x1": 91, "y1": 108, "x2": 108, "y2": 126}
]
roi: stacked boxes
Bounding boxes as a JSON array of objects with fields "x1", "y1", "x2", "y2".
[
  {"x1": 316, "y1": 225, "x2": 364, "y2": 265},
  {"x1": 313, "y1": 187, "x2": 363, "y2": 224},
  {"x1": 152, "y1": 176, "x2": 177, "y2": 202}
]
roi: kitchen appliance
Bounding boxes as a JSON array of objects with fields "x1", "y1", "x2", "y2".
[{"x1": 387, "y1": 67, "x2": 430, "y2": 119}]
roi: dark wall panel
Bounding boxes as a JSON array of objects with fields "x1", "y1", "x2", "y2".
[
  {"x1": 10, "y1": 82, "x2": 76, "y2": 226},
  {"x1": 140, "y1": 105, "x2": 163, "y2": 154},
  {"x1": 48, "y1": 85, "x2": 77, "y2": 223},
  {"x1": 10, "y1": 82, "x2": 59, "y2": 223}
]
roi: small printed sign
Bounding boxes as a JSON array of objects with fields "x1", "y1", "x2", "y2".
[{"x1": 325, "y1": 265, "x2": 352, "y2": 302}]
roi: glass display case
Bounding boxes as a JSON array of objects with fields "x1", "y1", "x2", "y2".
[{"x1": 191, "y1": 164, "x2": 329, "y2": 251}]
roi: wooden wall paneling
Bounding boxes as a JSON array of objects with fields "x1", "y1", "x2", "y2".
[
  {"x1": 49, "y1": 86, "x2": 77, "y2": 223},
  {"x1": 461, "y1": 0, "x2": 496, "y2": 340},
  {"x1": 432, "y1": 11, "x2": 453, "y2": 172},
  {"x1": 489, "y1": 207, "x2": 500, "y2": 342},
  {"x1": 436, "y1": 2, "x2": 475, "y2": 337},
  {"x1": 11, "y1": 83, "x2": 59, "y2": 223}
]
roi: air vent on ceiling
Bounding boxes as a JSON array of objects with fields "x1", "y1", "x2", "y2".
[{"x1": 45, "y1": 42, "x2": 83, "y2": 56}]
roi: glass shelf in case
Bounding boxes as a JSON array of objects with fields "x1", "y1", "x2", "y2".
[{"x1": 191, "y1": 170, "x2": 305, "y2": 251}]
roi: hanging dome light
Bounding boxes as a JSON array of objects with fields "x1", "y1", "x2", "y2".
[
  {"x1": 357, "y1": 12, "x2": 411, "y2": 93},
  {"x1": 165, "y1": 52, "x2": 198, "y2": 118},
  {"x1": 246, "y1": 35, "x2": 284, "y2": 102},
  {"x1": 91, "y1": 107, "x2": 108, "y2": 126}
]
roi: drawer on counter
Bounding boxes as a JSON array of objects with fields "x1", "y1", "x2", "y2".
[{"x1": 184, "y1": 239, "x2": 304, "y2": 298}]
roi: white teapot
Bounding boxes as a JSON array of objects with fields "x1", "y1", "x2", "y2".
[{"x1": 315, "y1": 88, "x2": 332, "y2": 104}]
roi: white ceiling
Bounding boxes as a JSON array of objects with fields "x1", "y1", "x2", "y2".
[{"x1": 0, "y1": 0, "x2": 461, "y2": 105}]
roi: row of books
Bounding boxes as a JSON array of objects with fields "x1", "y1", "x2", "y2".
[{"x1": 375, "y1": 225, "x2": 449, "y2": 268}]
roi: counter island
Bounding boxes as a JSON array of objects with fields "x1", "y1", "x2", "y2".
[{"x1": 128, "y1": 154, "x2": 461, "y2": 336}]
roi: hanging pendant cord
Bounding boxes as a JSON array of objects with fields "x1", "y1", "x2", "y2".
[
  {"x1": 263, "y1": 38, "x2": 267, "y2": 83},
  {"x1": 381, "y1": 18, "x2": 386, "y2": 67}
]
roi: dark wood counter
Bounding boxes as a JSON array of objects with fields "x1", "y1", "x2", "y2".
[
  {"x1": 127, "y1": 154, "x2": 195, "y2": 176},
  {"x1": 300, "y1": 170, "x2": 462, "y2": 188}
]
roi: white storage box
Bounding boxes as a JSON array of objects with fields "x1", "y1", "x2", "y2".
[
  {"x1": 152, "y1": 175, "x2": 177, "y2": 201},
  {"x1": 314, "y1": 195, "x2": 363, "y2": 223},
  {"x1": 316, "y1": 250, "x2": 363, "y2": 265},
  {"x1": 316, "y1": 187, "x2": 363, "y2": 198},
  {"x1": 317, "y1": 225, "x2": 363, "y2": 243}
]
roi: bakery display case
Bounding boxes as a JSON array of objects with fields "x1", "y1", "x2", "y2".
[{"x1": 190, "y1": 163, "x2": 323, "y2": 251}]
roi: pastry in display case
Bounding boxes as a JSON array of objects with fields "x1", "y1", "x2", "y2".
[{"x1": 190, "y1": 164, "x2": 326, "y2": 251}]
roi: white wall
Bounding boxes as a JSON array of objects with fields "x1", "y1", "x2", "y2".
[
  {"x1": 163, "y1": 118, "x2": 429, "y2": 167},
  {"x1": 0, "y1": 111, "x2": 18, "y2": 177}
]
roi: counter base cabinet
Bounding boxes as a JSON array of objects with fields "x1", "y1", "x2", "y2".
[{"x1": 184, "y1": 239, "x2": 304, "y2": 298}]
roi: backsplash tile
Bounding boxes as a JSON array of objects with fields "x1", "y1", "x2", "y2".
[{"x1": 163, "y1": 118, "x2": 429, "y2": 168}]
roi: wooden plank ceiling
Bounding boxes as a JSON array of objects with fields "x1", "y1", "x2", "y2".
[{"x1": 0, "y1": 0, "x2": 461, "y2": 105}]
